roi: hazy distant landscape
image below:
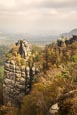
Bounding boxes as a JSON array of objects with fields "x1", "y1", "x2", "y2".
[
  {"x1": 0, "y1": 32, "x2": 58, "y2": 45},
  {"x1": 0, "y1": 29, "x2": 77, "y2": 46}
]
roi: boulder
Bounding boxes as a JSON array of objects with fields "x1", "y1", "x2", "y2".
[{"x1": 49, "y1": 103, "x2": 59, "y2": 115}]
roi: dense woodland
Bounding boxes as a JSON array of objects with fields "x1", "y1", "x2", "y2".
[
  {"x1": 0, "y1": 36, "x2": 77, "y2": 115},
  {"x1": 0, "y1": 46, "x2": 9, "y2": 86}
]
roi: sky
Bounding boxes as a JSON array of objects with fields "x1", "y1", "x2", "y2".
[{"x1": 0, "y1": 0, "x2": 77, "y2": 35}]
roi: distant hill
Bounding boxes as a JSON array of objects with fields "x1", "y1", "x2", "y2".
[{"x1": 61, "y1": 29, "x2": 77, "y2": 37}]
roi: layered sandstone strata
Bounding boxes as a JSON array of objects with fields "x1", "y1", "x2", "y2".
[{"x1": 3, "y1": 40, "x2": 37, "y2": 106}]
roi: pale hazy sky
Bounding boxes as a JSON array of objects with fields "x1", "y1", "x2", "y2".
[{"x1": 0, "y1": 0, "x2": 77, "y2": 35}]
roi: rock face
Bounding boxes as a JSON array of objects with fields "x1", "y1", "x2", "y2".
[{"x1": 3, "y1": 40, "x2": 37, "y2": 106}]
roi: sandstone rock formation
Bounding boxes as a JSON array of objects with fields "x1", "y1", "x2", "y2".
[
  {"x1": 3, "y1": 40, "x2": 38, "y2": 106},
  {"x1": 57, "y1": 35, "x2": 77, "y2": 47}
]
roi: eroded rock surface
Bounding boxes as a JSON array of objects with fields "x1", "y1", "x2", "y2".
[{"x1": 3, "y1": 40, "x2": 37, "y2": 106}]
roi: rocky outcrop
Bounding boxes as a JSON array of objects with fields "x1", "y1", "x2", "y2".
[
  {"x1": 16, "y1": 40, "x2": 31, "y2": 60},
  {"x1": 57, "y1": 35, "x2": 77, "y2": 47},
  {"x1": 49, "y1": 90, "x2": 77, "y2": 115},
  {"x1": 3, "y1": 40, "x2": 38, "y2": 106}
]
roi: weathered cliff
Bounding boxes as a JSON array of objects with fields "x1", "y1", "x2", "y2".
[{"x1": 3, "y1": 40, "x2": 37, "y2": 106}]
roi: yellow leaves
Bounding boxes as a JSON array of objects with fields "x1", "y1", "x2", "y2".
[
  {"x1": 3, "y1": 106, "x2": 19, "y2": 115},
  {"x1": 21, "y1": 83, "x2": 47, "y2": 115},
  {"x1": 33, "y1": 83, "x2": 46, "y2": 93},
  {"x1": 20, "y1": 58, "x2": 26, "y2": 66},
  {"x1": 72, "y1": 54, "x2": 77, "y2": 62},
  {"x1": 15, "y1": 55, "x2": 21, "y2": 66},
  {"x1": 32, "y1": 53, "x2": 36, "y2": 58},
  {"x1": 12, "y1": 51, "x2": 17, "y2": 57},
  {"x1": 59, "y1": 97, "x2": 77, "y2": 115},
  {"x1": 11, "y1": 44, "x2": 19, "y2": 52},
  {"x1": 28, "y1": 51, "x2": 31, "y2": 57},
  {"x1": 6, "y1": 53, "x2": 13, "y2": 60}
]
